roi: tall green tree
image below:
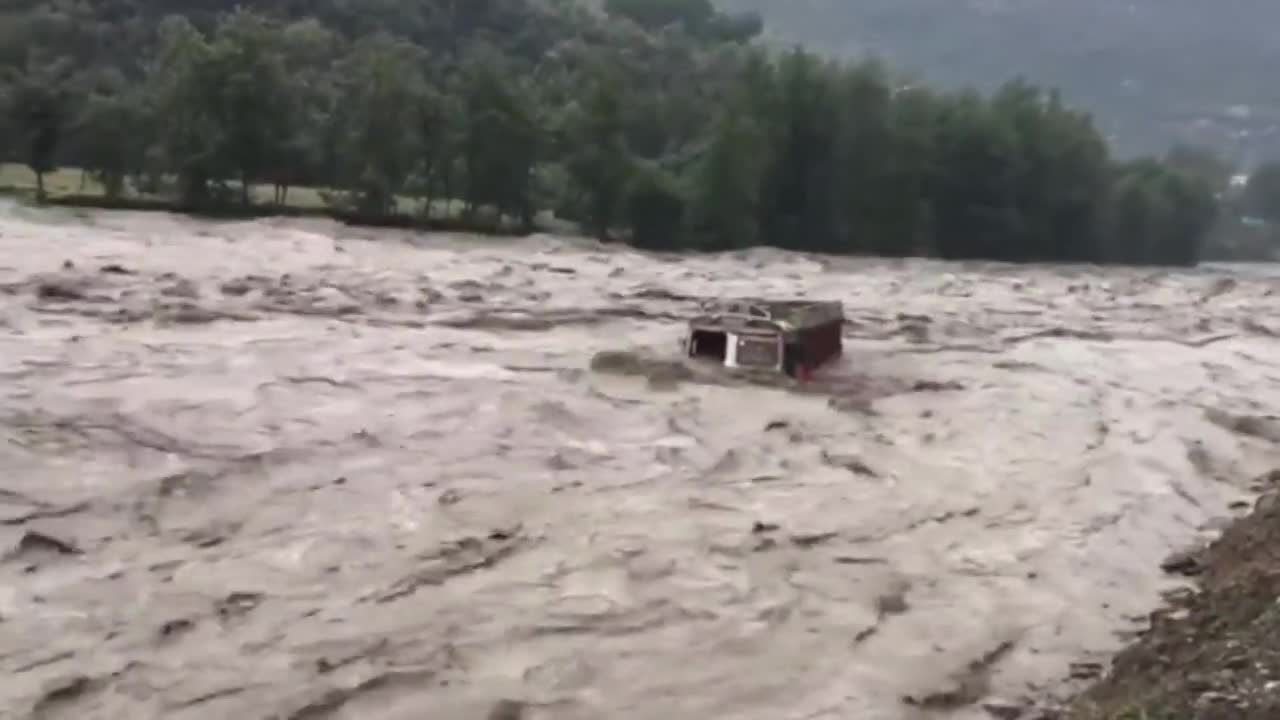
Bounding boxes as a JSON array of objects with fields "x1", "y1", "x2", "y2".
[
  {"x1": 209, "y1": 10, "x2": 296, "y2": 206},
  {"x1": 687, "y1": 112, "x2": 765, "y2": 250},
  {"x1": 267, "y1": 18, "x2": 341, "y2": 204},
  {"x1": 564, "y1": 68, "x2": 632, "y2": 239},
  {"x1": 877, "y1": 85, "x2": 943, "y2": 256},
  {"x1": 990, "y1": 80, "x2": 1108, "y2": 262},
  {"x1": 148, "y1": 16, "x2": 226, "y2": 206},
  {"x1": 930, "y1": 93, "x2": 1022, "y2": 260},
  {"x1": 74, "y1": 91, "x2": 147, "y2": 198},
  {"x1": 625, "y1": 162, "x2": 685, "y2": 249},
  {"x1": 833, "y1": 60, "x2": 894, "y2": 254},
  {"x1": 5, "y1": 57, "x2": 74, "y2": 201},
  {"x1": 757, "y1": 50, "x2": 842, "y2": 252},
  {"x1": 461, "y1": 57, "x2": 540, "y2": 227},
  {"x1": 1102, "y1": 160, "x2": 1215, "y2": 265},
  {"x1": 336, "y1": 36, "x2": 425, "y2": 216},
  {"x1": 414, "y1": 86, "x2": 461, "y2": 218},
  {"x1": 1160, "y1": 168, "x2": 1217, "y2": 265}
]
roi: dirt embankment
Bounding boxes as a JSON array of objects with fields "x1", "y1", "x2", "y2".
[{"x1": 1067, "y1": 469, "x2": 1280, "y2": 720}]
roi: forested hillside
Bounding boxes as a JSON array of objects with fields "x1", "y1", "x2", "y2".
[
  {"x1": 720, "y1": 0, "x2": 1280, "y2": 164},
  {"x1": 0, "y1": 0, "x2": 1217, "y2": 265}
]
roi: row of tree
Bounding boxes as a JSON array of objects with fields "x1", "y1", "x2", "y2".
[{"x1": 1, "y1": 2, "x2": 1218, "y2": 265}]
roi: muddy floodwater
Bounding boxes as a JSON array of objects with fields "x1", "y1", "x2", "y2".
[{"x1": 3, "y1": 200, "x2": 1280, "y2": 720}]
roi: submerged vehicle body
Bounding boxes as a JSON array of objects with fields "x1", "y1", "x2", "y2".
[{"x1": 684, "y1": 298, "x2": 844, "y2": 379}]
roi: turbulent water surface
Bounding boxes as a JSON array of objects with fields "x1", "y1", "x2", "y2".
[{"x1": 3, "y1": 200, "x2": 1280, "y2": 720}]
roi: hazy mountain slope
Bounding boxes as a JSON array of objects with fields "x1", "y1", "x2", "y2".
[{"x1": 718, "y1": 0, "x2": 1280, "y2": 162}]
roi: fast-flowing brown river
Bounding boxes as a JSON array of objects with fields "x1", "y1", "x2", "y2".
[{"x1": 3, "y1": 200, "x2": 1280, "y2": 720}]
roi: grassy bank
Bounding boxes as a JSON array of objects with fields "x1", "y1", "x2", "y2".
[{"x1": 0, "y1": 164, "x2": 559, "y2": 237}]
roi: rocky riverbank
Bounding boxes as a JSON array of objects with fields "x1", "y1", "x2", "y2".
[{"x1": 1066, "y1": 474, "x2": 1280, "y2": 720}]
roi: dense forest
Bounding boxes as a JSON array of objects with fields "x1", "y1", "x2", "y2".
[{"x1": 0, "y1": 0, "x2": 1219, "y2": 265}]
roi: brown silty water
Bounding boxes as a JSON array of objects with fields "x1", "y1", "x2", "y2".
[{"x1": 2, "y1": 200, "x2": 1280, "y2": 719}]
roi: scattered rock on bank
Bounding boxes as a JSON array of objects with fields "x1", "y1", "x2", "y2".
[{"x1": 1067, "y1": 479, "x2": 1280, "y2": 720}]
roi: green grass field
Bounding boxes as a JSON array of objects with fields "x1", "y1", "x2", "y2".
[
  {"x1": 0, "y1": 163, "x2": 466, "y2": 218},
  {"x1": 0, "y1": 163, "x2": 576, "y2": 236},
  {"x1": 0, "y1": 164, "x2": 104, "y2": 197}
]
